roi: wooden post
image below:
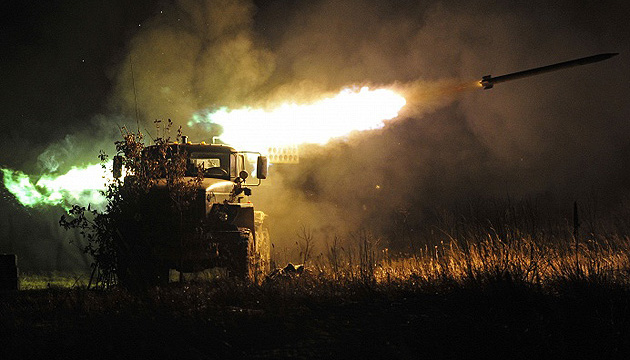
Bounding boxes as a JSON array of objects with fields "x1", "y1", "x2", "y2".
[
  {"x1": 573, "y1": 201, "x2": 580, "y2": 275},
  {"x1": 0, "y1": 254, "x2": 19, "y2": 290}
]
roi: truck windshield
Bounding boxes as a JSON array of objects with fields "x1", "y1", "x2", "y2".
[{"x1": 187, "y1": 152, "x2": 230, "y2": 178}]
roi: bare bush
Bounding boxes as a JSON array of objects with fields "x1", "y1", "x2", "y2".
[{"x1": 60, "y1": 122, "x2": 202, "y2": 289}]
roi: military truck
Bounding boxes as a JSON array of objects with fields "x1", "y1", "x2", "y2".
[{"x1": 112, "y1": 137, "x2": 270, "y2": 284}]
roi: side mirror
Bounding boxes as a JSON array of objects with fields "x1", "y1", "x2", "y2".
[
  {"x1": 113, "y1": 155, "x2": 123, "y2": 178},
  {"x1": 256, "y1": 156, "x2": 268, "y2": 179}
]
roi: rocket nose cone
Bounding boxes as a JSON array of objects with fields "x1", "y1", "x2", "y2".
[
  {"x1": 574, "y1": 53, "x2": 619, "y2": 65},
  {"x1": 599, "y1": 53, "x2": 619, "y2": 60}
]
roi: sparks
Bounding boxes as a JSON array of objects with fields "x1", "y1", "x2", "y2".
[{"x1": 188, "y1": 86, "x2": 406, "y2": 153}]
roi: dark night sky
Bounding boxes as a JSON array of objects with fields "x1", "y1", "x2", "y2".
[
  {"x1": 1, "y1": 0, "x2": 629, "y2": 270},
  {"x1": 1, "y1": 1, "x2": 158, "y2": 169}
]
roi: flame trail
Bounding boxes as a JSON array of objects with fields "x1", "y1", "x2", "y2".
[
  {"x1": 188, "y1": 86, "x2": 407, "y2": 152},
  {"x1": 1, "y1": 163, "x2": 111, "y2": 210},
  {"x1": 3, "y1": 86, "x2": 407, "y2": 209}
]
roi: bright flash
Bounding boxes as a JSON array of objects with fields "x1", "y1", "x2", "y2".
[
  {"x1": 189, "y1": 86, "x2": 406, "y2": 153},
  {"x1": 1, "y1": 162, "x2": 111, "y2": 210}
]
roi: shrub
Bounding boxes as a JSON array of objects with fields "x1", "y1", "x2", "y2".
[{"x1": 60, "y1": 122, "x2": 202, "y2": 289}]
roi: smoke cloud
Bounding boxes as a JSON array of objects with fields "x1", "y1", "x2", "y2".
[
  {"x1": 110, "y1": 0, "x2": 276, "y2": 133},
  {"x1": 1, "y1": 0, "x2": 629, "y2": 268},
  {"x1": 248, "y1": 0, "x2": 630, "y2": 252}
]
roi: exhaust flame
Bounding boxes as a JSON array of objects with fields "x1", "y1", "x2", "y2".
[
  {"x1": 2, "y1": 87, "x2": 406, "y2": 209},
  {"x1": 1, "y1": 163, "x2": 110, "y2": 210},
  {"x1": 188, "y1": 86, "x2": 406, "y2": 152}
]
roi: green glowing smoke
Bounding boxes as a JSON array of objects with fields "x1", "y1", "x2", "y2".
[{"x1": 1, "y1": 162, "x2": 110, "y2": 210}]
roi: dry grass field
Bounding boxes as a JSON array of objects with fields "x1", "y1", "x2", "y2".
[
  {"x1": 3, "y1": 230, "x2": 630, "y2": 359},
  {"x1": 3, "y1": 200, "x2": 630, "y2": 359}
]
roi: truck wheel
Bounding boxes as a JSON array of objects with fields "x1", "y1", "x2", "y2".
[
  {"x1": 227, "y1": 228, "x2": 270, "y2": 282},
  {"x1": 252, "y1": 228, "x2": 271, "y2": 282},
  {"x1": 226, "y1": 229, "x2": 251, "y2": 280},
  {"x1": 254, "y1": 211, "x2": 271, "y2": 280}
]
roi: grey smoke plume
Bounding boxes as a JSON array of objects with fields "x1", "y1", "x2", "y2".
[
  {"x1": 2, "y1": 0, "x2": 629, "y2": 268},
  {"x1": 111, "y1": 0, "x2": 276, "y2": 132},
  {"x1": 34, "y1": 115, "x2": 123, "y2": 175},
  {"x1": 104, "y1": 0, "x2": 630, "y2": 253},
  {"x1": 253, "y1": 0, "x2": 629, "y2": 250}
]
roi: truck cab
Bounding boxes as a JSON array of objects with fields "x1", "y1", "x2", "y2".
[{"x1": 112, "y1": 140, "x2": 270, "y2": 283}]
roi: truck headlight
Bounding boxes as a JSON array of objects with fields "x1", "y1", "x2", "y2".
[{"x1": 217, "y1": 211, "x2": 228, "y2": 222}]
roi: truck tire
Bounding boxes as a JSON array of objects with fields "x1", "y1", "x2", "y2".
[
  {"x1": 226, "y1": 229, "x2": 251, "y2": 280},
  {"x1": 225, "y1": 227, "x2": 271, "y2": 282},
  {"x1": 253, "y1": 211, "x2": 271, "y2": 280},
  {"x1": 252, "y1": 227, "x2": 271, "y2": 282}
]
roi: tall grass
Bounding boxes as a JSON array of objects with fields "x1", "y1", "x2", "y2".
[
  {"x1": 279, "y1": 198, "x2": 630, "y2": 290},
  {"x1": 301, "y1": 235, "x2": 629, "y2": 287}
]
